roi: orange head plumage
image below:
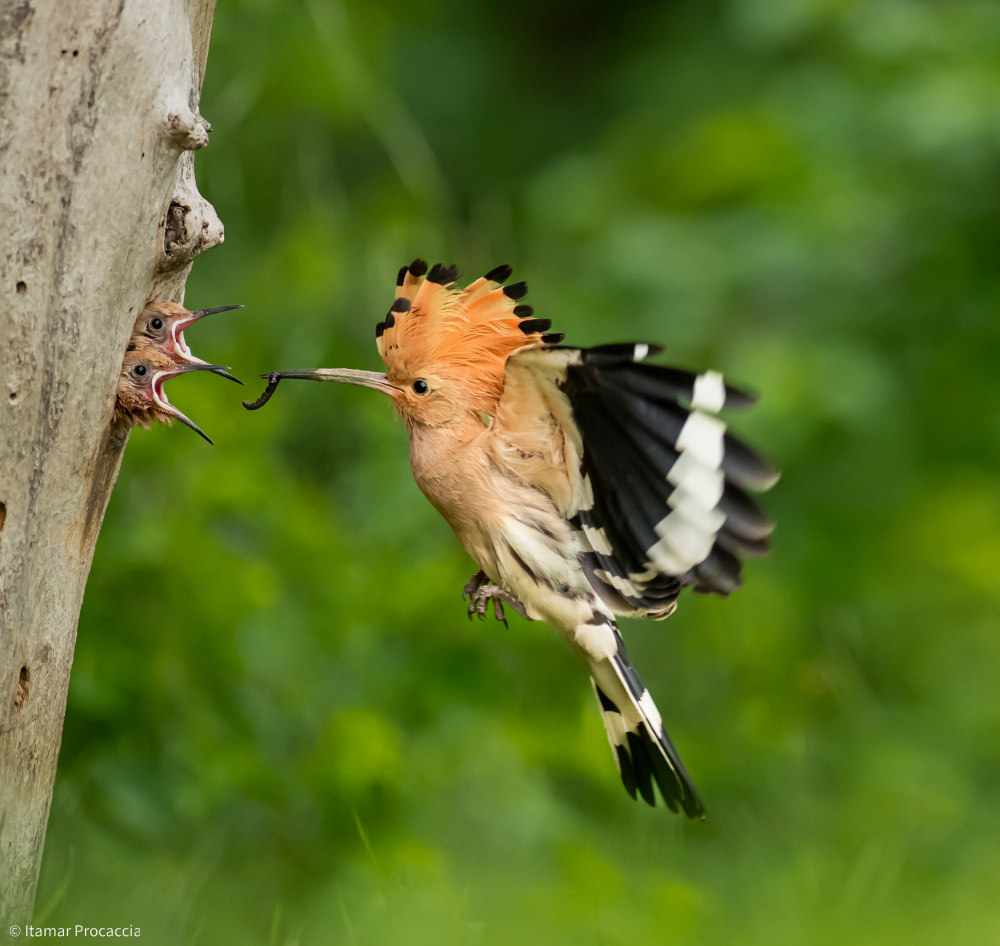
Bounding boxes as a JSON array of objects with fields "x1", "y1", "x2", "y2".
[
  {"x1": 374, "y1": 260, "x2": 563, "y2": 423},
  {"x1": 246, "y1": 261, "x2": 564, "y2": 427}
]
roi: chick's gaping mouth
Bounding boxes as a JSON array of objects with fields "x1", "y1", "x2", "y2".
[
  {"x1": 151, "y1": 375, "x2": 171, "y2": 409},
  {"x1": 171, "y1": 325, "x2": 194, "y2": 360}
]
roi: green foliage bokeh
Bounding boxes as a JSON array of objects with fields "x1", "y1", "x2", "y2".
[{"x1": 37, "y1": 0, "x2": 1000, "y2": 942}]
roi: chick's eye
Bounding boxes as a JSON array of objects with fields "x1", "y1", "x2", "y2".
[
  {"x1": 412, "y1": 379, "x2": 428, "y2": 394},
  {"x1": 133, "y1": 364, "x2": 147, "y2": 377},
  {"x1": 150, "y1": 317, "x2": 163, "y2": 330}
]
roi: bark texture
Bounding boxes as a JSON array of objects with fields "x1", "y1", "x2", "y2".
[{"x1": 0, "y1": 0, "x2": 222, "y2": 924}]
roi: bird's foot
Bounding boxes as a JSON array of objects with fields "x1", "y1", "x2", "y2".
[{"x1": 462, "y1": 570, "x2": 530, "y2": 627}]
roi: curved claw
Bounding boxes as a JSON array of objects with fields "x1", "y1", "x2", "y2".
[
  {"x1": 463, "y1": 570, "x2": 488, "y2": 605},
  {"x1": 492, "y1": 598, "x2": 508, "y2": 629},
  {"x1": 463, "y1": 572, "x2": 528, "y2": 625}
]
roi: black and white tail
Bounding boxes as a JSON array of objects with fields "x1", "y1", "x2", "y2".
[
  {"x1": 499, "y1": 341, "x2": 777, "y2": 815},
  {"x1": 584, "y1": 618, "x2": 705, "y2": 817}
]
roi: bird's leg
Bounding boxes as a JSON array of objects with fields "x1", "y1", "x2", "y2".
[{"x1": 462, "y1": 570, "x2": 531, "y2": 627}]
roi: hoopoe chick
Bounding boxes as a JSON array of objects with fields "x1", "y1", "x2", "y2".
[
  {"x1": 131, "y1": 302, "x2": 244, "y2": 383},
  {"x1": 246, "y1": 260, "x2": 778, "y2": 817},
  {"x1": 115, "y1": 343, "x2": 228, "y2": 444}
]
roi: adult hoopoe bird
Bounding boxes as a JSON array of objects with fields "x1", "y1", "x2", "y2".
[{"x1": 247, "y1": 260, "x2": 778, "y2": 816}]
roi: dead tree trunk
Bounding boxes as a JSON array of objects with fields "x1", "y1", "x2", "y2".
[{"x1": 0, "y1": 0, "x2": 223, "y2": 924}]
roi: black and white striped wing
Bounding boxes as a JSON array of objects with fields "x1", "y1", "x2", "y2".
[{"x1": 500, "y1": 343, "x2": 778, "y2": 617}]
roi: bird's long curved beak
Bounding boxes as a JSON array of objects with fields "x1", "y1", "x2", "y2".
[
  {"x1": 172, "y1": 305, "x2": 244, "y2": 383},
  {"x1": 242, "y1": 368, "x2": 399, "y2": 411},
  {"x1": 151, "y1": 362, "x2": 229, "y2": 444},
  {"x1": 269, "y1": 368, "x2": 399, "y2": 396}
]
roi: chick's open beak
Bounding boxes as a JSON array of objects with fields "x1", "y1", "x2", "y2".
[
  {"x1": 172, "y1": 305, "x2": 244, "y2": 383},
  {"x1": 151, "y1": 362, "x2": 230, "y2": 444}
]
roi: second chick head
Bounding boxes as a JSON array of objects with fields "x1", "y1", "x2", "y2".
[
  {"x1": 116, "y1": 345, "x2": 226, "y2": 444},
  {"x1": 132, "y1": 302, "x2": 243, "y2": 382}
]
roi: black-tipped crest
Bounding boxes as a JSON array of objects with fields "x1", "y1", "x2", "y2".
[
  {"x1": 518, "y1": 318, "x2": 552, "y2": 335},
  {"x1": 374, "y1": 258, "x2": 562, "y2": 414},
  {"x1": 427, "y1": 263, "x2": 459, "y2": 285},
  {"x1": 484, "y1": 264, "x2": 513, "y2": 283},
  {"x1": 503, "y1": 281, "x2": 528, "y2": 300},
  {"x1": 396, "y1": 265, "x2": 408, "y2": 286},
  {"x1": 541, "y1": 333, "x2": 565, "y2": 344}
]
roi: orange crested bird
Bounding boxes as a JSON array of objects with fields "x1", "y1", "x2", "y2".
[
  {"x1": 115, "y1": 345, "x2": 228, "y2": 444},
  {"x1": 246, "y1": 260, "x2": 778, "y2": 816},
  {"x1": 130, "y1": 302, "x2": 244, "y2": 384}
]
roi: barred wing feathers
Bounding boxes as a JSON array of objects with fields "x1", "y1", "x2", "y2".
[{"x1": 496, "y1": 343, "x2": 778, "y2": 617}]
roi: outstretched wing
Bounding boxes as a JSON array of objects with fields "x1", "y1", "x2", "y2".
[{"x1": 493, "y1": 343, "x2": 778, "y2": 618}]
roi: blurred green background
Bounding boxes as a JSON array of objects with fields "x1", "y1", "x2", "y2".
[{"x1": 36, "y1": 0, "x2": 1000, "y2": 942}]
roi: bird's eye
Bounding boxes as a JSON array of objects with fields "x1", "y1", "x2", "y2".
[
  {"x1": 412, "y1": 379, "x2": 428, "y2": 394},
  {"x1": 133, "y1": 364, "x2": 147, "y2": 377},
  {"x1": 150, "y1": 317, "x2": 163, "y2": 330}
]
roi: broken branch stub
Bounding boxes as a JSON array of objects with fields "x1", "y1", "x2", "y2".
[{"x1": 153, "y1": 151, "x2": 226, "y2": 300}]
